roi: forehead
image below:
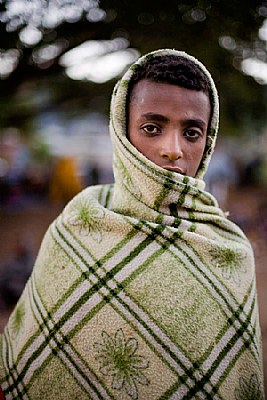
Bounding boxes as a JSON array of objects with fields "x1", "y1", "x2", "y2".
[{"x1": 129, "y1": 79, "x2": 211, "y2": 119}]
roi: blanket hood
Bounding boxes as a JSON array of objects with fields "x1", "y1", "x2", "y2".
[
  {"x1": 110, "y1": 49, "x2": 219, "y2": 183},
  {"x1": 109, "y1": 49, "x2": 223, "y2": 222}
]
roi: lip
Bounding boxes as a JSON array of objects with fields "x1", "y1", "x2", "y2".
[{"x1": 162, "y1": 165, "x2": 185, "y2": 174}]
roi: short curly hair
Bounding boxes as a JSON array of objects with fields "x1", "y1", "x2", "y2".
[{"x1": 128, "y1": 54, "x2": 212, "y2": 106}]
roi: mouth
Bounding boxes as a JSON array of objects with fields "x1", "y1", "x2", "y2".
[{"x1": 162, "y1": 165, "x2": 185, "y2": 175}]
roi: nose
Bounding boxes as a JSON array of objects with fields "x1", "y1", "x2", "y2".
[{"x1": 160, "y1": 132, "x2": 183, "y2": 161}]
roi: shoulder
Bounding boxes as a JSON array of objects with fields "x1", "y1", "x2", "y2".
[{"x1": 63, "y1": 183, "x2": 114, "y2": 214}]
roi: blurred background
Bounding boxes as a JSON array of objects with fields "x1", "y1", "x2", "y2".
[{"x1": 0, "y1": 0, "x2": 266, "y2": 393}]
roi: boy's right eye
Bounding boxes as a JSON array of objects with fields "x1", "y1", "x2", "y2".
[{"x1": 142, "y1": 124, "x2": 160, "y2": 135}]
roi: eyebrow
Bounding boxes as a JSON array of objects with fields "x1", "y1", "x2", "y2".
[
  {"x1": 141, "y1": 112, "x2": 207, "y2": 129},
  {"x1": 141, "y1": 113, "x2": 169, "y2": 122}
]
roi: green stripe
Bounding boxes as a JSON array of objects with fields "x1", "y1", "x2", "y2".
[
  {"x1": 139, "y1": 221, "x2": 251, "y2": 333},
  {"x1": 177, "y1": 240, "x2": 258, "y2": 356},
  {"x1": 104, "y1": 184, "x2": 113, "y2": 208},
  {"x1": 153, "y1": 184, "x2": 172, "y2": 211},
  {"x1": 112, "y1": 294, "x2": 193, "y2": 390},
  {"x1": 183, "y1": 301, "x2": 255, "y2": 399},
  {"x1": 8, "y1": 278, "x2": 111, "y2": 399},
  {"x1": 198, "y1": 281, "x2": 256, "y2": 365},
  {"x1": 2, "y1": 331, "x2": 25, "y2": 399},
  {"x1": 208, "y1": 223, "x2": 249, "y2": 244},
  {"x1": 177, "y1": 177, "x2": 190, "y2": 207},
  {"x1": 180, "y1": 237, "x2": 257, "y2": 342}
]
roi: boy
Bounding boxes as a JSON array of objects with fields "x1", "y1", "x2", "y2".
[{"x1": 0, "y1": 49, "x2": 264, "y2": 399}]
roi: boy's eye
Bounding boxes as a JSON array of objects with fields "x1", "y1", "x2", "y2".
[
  {"x1": 142, "y1": 124, "x2": 161, "y2": 135},
  {"x1": 184, "y1": 129, "x2": 202, "y2": 140}
]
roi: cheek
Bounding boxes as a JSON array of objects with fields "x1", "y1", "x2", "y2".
[
  {"x1": 195, "y1": 139, "x2": 206, "y2": 159},
  {"x1": 185, "y1": 142, "x2": 205, "y2": 160},
  {"x1": 128, "y1": 131, "x2": 147, "y2": 155},
  {"x1": 186, "y1": 148, "x2": 204, "y2": 176},
  {"x1": 129, "y1": 133, "x2": 157, "y2": 163},
  {"x1": 128, "y1": 130, "x2": 141, "y2": 149}
]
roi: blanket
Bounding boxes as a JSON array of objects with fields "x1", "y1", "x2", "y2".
[{"x1": 0, "y1": 49, "x2": 264, "y2": 399}]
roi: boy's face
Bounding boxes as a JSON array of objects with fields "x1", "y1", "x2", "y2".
[{"x1": 128, "y1": 79, "x2": 211, "y2": 178}]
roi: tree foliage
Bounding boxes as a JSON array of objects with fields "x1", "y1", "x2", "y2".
[{"x1": 0, "y1": 0, "x2": 267, "y2": 136}]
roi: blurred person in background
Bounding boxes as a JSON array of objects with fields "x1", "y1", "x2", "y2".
[
  {"x1": 0, "y1": 238, "x2": 34, "y2": 310},
  {"x1": 0, "y1": 49, "x2": 264, "y2": 399},
  {"x1": 205, "y1": 138, "x2": 238, "y2": 210},
  {"x1": 0, "y1": 130, "x2": 30, "y2": 207},
  {"x1": 48, "y1": 156, "x2": 84, "y2": 205}
]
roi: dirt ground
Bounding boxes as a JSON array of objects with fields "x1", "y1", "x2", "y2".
[{"x1": 0, "y1": 185, "x2": 266, "y2": 393}]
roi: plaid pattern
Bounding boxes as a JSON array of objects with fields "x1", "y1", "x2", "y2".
[{"x1": 0, "y1": 50, "x2": 264, "y2": 399}]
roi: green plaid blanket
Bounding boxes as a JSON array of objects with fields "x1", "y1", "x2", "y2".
[{"x1": 0, "y1": 49, "x2": 264, "y2": 399}]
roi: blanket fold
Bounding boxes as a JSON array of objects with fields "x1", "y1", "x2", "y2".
[{"x1": 0, "y1": 49, "x2": 264, "y2": 400}]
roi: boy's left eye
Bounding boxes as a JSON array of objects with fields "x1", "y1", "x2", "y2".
[{"x1": 184, "y1": 130, "x2": 202, "y2": 140}]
